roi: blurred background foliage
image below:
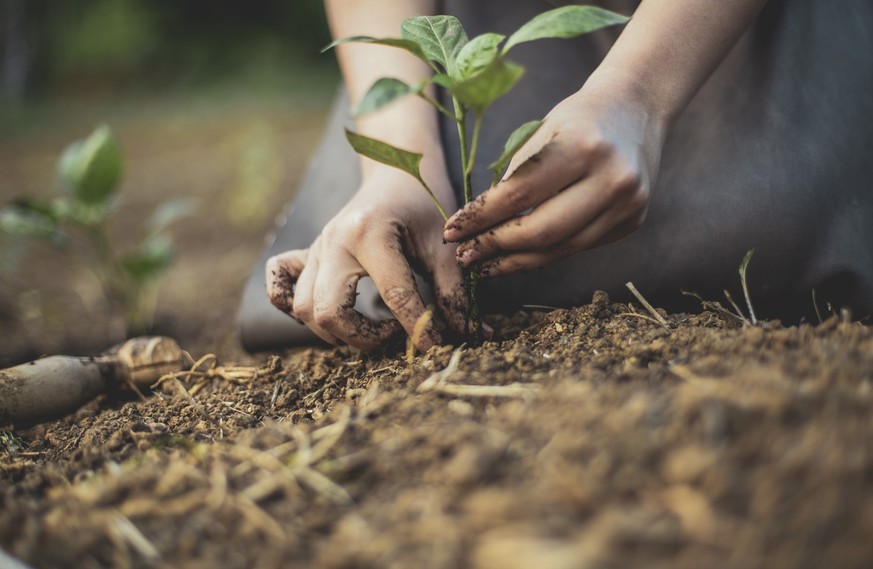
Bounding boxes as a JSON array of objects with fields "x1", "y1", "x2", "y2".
[
  {"x1": 0, "y1": 0, "x2": 340, "y2": 363},
  {"x1": 1, "y1": 0, "x2": 337, "y2": 107}
]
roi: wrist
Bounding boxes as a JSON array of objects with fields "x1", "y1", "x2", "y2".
[
  {"x1": 360, "y1": 161, "x2": 457, "y2": 208},
  {"x1": 356, "y1": 95, "x2": 443, "y2": 148},
  {"x1": 582, "y1": 65, "x2": 674, "y2": 129}
]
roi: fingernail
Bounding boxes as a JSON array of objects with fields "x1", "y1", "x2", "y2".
[
  {"x1": 479, "y1": 264, "x2": 497, "y2": 278},
  {"x1": 458, "y1": 248, "x2": 481, "y2": 266}
]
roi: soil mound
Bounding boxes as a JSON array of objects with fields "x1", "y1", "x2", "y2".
[{"x1": 3, "y1": 293, "x2": 872, "y2": 568}]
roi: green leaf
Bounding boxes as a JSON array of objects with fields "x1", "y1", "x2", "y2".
[
  {"x1": 453, "y1": 33, "x2": 505, "y2": 81},
  {"x1": 52, "y1": 197, "x2": 110, "y2": 227},
  {"x1": 488, "y1": 120, "x2": 544, "y2": 186},
  {"x1": 12, "y1": 197, "x2": 57, "y2": 221},
  {"x1": 57, "y1": 124, "x2": 123, "y2": 206},
  {"x1": 344, "y1": 129, "x2": 425, "y2": 184},
  {"x1": 739, "y1": 248, "x2": 755, "y2": 280},
  {"x1": 144, "y1": 198, "x2": 196, "y2": 236},
  {"x1": 355, "y1": 78, "x2": 417, "y2": 116},
  {"x1": 452, "y1": 59, "x2": 524, "y2": 114},
  {"x1": 344, "y1": 129, "x2": 449, "y2": 220},
  {"x1": 401, "y1": 15, "x2": 468, "y2": 75},
  {"x1": 431, "y1": 73, "x2": 455, "y2": 89},
  {"x1": 503, "y1": 5, "x2": 629, "y2": 53},
  {"x1": 121, "y1": 235, "x2": 174, "y2": 281},
  {"x1": 322, "y1": 36, "x2": 433, "y2": 69},
  {"x1": 0, "y1": 201, "x2": 57, "y2": 239}
]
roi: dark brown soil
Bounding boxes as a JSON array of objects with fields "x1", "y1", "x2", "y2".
[
  {"x1": 3, "y1": 91, "x2": 872, "y2": 569},
  {"x1": 2, "y1": 293, "x2": 872, "y2": 569}
]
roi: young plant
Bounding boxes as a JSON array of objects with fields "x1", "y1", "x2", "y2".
[
  {"x1": 0, "y1": 125, "x2": 193, "y2": 335},
  {"x1": 326, "y1": 6, "x2": 629, "y2": 339}
]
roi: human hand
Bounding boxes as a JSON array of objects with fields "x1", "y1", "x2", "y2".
[
  {"x1": 265, "y1": 167, "x2": 466, "y2": 351},
  {"x1": 443, "y1": 72, "x2": 667, "y2": 277}
]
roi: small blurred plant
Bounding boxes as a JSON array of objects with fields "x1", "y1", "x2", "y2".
[{"x1": 0, "y1": 124, "x2": 193, "y2": 335}]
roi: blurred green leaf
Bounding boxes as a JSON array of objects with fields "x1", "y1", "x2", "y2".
[
  {"x1": 322, "y1": 36, "x2": 433, "y2": 69},
  {"x1": 488, "y1": 120, "x2": 543, "y2": 186},
  {"x1": 453, "y1": 33, "x2": 505, "y2": 82},
  {"x1": 344, "y1": 129, "x2": 425, "y2": 184},
  {"x1": 52, "y1": 197, "x2": 111, "y2": 227},
  {"x1": 355, "y1": 78, "x2": 417, "y2": 116},
  {"x1": 503, "y1": 5, "x2": 629, "y2": 53},
  {"x1": 431, "y1": 73, "x2": 454, "y2": 89},
  {"x1": 58, "y1": 124, "x2": 123, "y2": 206},
  {"x1": 452, "y1": 59, "x2": 524, "y2": 113},
  {"x1": 13, "y1": 197, "x2": 57, "y2": 220},
  {"x1": 401, "y1": 15, "x2": 468, "y2": 75},
  {"x1": 121, "y1": 235, "x2": 174, "y2": 281},
  {"x1": 0, "y1": 200, "x2": 58, "y2": 239},
  {"x1": 144, "y1": 198, "x2": 197, "y2": 237}
]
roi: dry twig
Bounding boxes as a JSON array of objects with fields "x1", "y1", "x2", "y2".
[
  {"x1": 417, "y1": 348, "x2": 539, "y2": 399},
  {"x1": 625, "y1": 282, "x2": 669, "y2": 328}
]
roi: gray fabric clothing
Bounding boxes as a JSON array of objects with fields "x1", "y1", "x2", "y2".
[{"x1": 239, "y1": 0, "x2": 873, "y2": 352}]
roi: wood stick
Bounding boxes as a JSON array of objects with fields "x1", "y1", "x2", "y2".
[{"x1": 625, "y1": 282, "x2": 669, "y2": 328}]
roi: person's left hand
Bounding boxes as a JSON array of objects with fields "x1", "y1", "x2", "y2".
[{"x1": 443, "y1": 73, "x2": 667, "y2": 277}]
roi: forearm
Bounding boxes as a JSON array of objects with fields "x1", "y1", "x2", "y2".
[
  {"x1": 325, "y1": 0, "x2": 448, "y2": 183},
  {"x1": 592, "y1": 0, "x2": 768, "y2": 126}
]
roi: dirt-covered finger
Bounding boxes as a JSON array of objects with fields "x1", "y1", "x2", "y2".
[
  {"x1": 426, "y1": 243, "x2": 469, "y2": 338},
  {"x1": 455, "y1": 177, "x2": 612, "y2": 267},
  {"x1": 443, "y1": 142, "x2": 580, "y2": 243},
  {"x1": 292, "y1": 252, "x2": 341, "y2": 345},
  {"x1": 265, "y1": 249, "x2": 307, "y2": 322},
  {"x1": 312, "y1": 251, "x2": 404, "y2": 350},
  {"x1": 478, "y1": 208, "x2": 641, "y2": 278},
  {"x1": 358, "y1": 236, "x2": 441, "y2": 351}
]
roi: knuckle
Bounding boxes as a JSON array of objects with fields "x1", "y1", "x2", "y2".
[
  {"x1": 320, "y1": 220, "x2": 344, "y2": 244},
  {"x1": 347, "y1": 208, "x2": 381, "y2": 241},
  {"x1": 503, "y1": 186, "x2": 533, "y2": 212},
  {"x1": 615, "y1": 168, "x2": 643, "y2": 193},
  {"x1": 525, "y1": 221, "x2": 560, "y2": 246},
  {"x1": 293, "y1": 297, "x2": 314, "y2": 321},
  {"x1": 478, "y1": 231, "x2": 502, "y2": 252},
  {"x1": 383, "y1": 285, "x2": 417, "y2": 312},
  {"x1": 571, "y1": 131, "x2": 609, "y2": 158},
  {"x1": 607, "y1": 167, "x2": 643, "y2": 200},
  {"x1": 322, "y1": 209, "x2": 374, "y2": 244},
  {"x1": 313, "y1": 302, "x2": 339, "y2": 330}
]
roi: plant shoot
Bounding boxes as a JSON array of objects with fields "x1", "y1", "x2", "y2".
[{"x1": 325, "y1": 6, "x2": 629, "y2": 339}]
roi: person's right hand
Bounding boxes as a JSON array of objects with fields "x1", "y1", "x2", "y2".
[{"x1": 265, "y1": 166, "x2": 467, "y2": 352}]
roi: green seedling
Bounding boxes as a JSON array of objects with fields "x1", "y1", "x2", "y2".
[
  {"x1": 0, "y1": 125, "x2": 193, "y2": 335},
  {"x1": 683, "y1": 248, "x2": 759, "y2": 326},
  {"x1": 738, "y1": 248, "x2": 757, "y2": 325},
  {"x1": 326, "y1": 6, "x2": 629, "y2": 339}
]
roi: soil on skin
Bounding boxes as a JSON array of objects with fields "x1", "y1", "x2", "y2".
[{"x1": 2, "y1": 292, "x2": 873, "y2": 569}]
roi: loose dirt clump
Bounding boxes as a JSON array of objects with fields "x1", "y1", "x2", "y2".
[{"x1": 2, "y1": 292, "x2": 873, "y2": 569}]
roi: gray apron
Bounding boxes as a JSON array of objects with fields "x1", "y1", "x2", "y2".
[{"x1": 238, "y1": 0, "x2": 873, "y2": 351}]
